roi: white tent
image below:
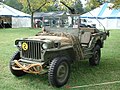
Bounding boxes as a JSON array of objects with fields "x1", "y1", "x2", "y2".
[
  {"x1": 0, "y1": 2, "x2": 31, "y2": 28},
  {"x1": 81, "y1": 3, "x2": 120, "y2": 29}
]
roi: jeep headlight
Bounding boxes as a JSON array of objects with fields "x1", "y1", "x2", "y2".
[
  {"x1": 15, "y1": 42, "x2": 21, "y2": 48},
  {"x1": 15, "y1": 40, "x2": 22, "y2": 48},
  {"x1": 18, "y1": 42, "x2": 21, "y2": 47},
  {"x1": 42, "y1": 43, "x2": 48, "y2": 50}
]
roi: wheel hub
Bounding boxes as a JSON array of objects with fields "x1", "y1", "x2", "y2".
[
  {"x1": 57, "y1": 62, "x2": 69, "y2": 83},
  {"x1": 94, "y1": 51, "x2": 100, "y2": 63}
]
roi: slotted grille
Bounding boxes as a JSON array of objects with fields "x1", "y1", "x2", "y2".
[{"x1": 21, "y1": 41, "x2": 41, "y2": 60}]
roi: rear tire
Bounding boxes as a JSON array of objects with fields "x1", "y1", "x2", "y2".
[
  {"x1": 48, "y1": 57, "x2": 70, "y2": 87},
  {"x1": 89, "y1": 45, "x2": 101, "y2": 66},
  {"x1": 9, "y1": 51, "x2": 26, "y2": 77}
]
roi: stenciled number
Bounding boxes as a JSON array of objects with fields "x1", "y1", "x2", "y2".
[{"x1": 22, "y1": 42, "x2": 28, "y2": 51}]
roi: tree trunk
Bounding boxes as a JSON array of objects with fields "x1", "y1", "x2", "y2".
[{"x1": 31, "y1": 12, "x2": 34, "y2": 28}]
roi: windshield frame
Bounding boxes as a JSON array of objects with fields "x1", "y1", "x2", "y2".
[{"x1": 43, "y1": 14, "x2": 81, "y2": 35}]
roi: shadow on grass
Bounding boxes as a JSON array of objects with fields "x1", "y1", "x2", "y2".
[
  {"x1": 12, "y1": 57, "x2": 120, "y2": 89},
  {"x1": 18, "y1": 73, "x2": 48, "y2": 84},
  {"x1": 15, "y1": 72, "x2": 66, "y2": 89},
  {"x1": 66, "y1": 58, "x2": 120, "y2": 88}
]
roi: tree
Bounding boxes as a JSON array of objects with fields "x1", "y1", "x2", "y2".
[
  {"x1": 112, "y1": 0, "x2": 120, "y2": 9},
  {"x1": 18, "y1": 0, "x2": 51, "y2": 28},
  {"x1": 53, "y1": 0, "x2": 76, "y2": 13},
  {"x1": 85, "y1": 0, "x2": 102, "y2": 10},
  {"x1": 74, "y1": 0, "x2": 84, "y2": 14},
  {"x1": 85, "y1": 0, "x2": 114, "y2": 11},
  {"x1": 18, "y1": 0, "x2": 80, "y2": 27},
  {"x1": 4, "y1": 0, "x2": 23, "y2": 11},
  {"x1": 47, "y1": 5, "x2": 58, "y2": 12}
]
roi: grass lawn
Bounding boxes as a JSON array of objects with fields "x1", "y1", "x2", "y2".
[{"x1": 0, "y1": 28, "x2": 120, "y2": 90}]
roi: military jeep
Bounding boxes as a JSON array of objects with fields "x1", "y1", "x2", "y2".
[{"x1": 9, "y1": 14, "x2": 109, "y2": 87}]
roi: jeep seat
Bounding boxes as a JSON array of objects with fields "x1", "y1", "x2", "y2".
[{"x1": 80, "y1": 31, "x2": 91, "y2": 47}]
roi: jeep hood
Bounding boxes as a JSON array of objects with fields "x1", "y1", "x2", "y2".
[{"x1": 26, "y1": 35, "x2": 72, "y2": 46}]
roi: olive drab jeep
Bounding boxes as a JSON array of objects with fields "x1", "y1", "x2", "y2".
[{"x1": 9, "y1": 13, "x2": 109, "y2": 87}]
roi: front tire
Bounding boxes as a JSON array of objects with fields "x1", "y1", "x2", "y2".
[
  {"x1": 89, "y1": 45, "x2": 101, "y2": 66},
  {"x1": 48, "y1": 57, "x2": 70, "y2": 87},
  {"x1": 9, "y1": 51, "x2": 26, "y2": 77}
]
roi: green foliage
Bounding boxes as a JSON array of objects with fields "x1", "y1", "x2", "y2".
[
  {"x1": 3, "y1": 0, "x2": 81, "y2": 13},
  {"x1": 54, "y1": 0, "x2": 76, "y2": 11},
  {"x1": 112, "y1": 0, "x2": 120, "y2": 9},
  {"x1": 86, "y1": 0, "x2": 102, "y2": 10},
  {"x1": 4, "y1": 0, "x2": 23, "y2": 11},
  {"x1": 18, "y1": 0, "x2": 53, "y2": 28},
  {"x1": 74, "y1": 0, "x2": 84, "y2": 14},
  {"x1": 85, "y1": 0, "x2": 115, "y2": 11},
  {"x1": 53, "y1": 0, "x2": 84, "y2": 14},
  {"x1": 17, "y1": 0, "x2": 79, "y2": 27},
  {"x1": 18, "y1": 0, "x2": 53, "y2": 13},
  {"x1": 46, "y1": 5, "x2": 58, "y2": 12},
  {"x1": 21, "y1": 6, "x2": 31, "y2": 14}
]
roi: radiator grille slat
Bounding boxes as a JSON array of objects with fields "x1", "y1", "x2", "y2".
[{"x1": 21, "y1": 41, "x2": 41, "y2": 60}]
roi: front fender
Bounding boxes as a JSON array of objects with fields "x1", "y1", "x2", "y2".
[{"x1": 44, "y1": 46, "x2": 76, "y2": 63}]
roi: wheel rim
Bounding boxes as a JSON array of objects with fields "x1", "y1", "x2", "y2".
[
  {"x1": 56, "y1": 61, "x2": 69, "y2": 83},
  {"x1": 94, "y1": 50, "x2": 100, "y2": 64}
]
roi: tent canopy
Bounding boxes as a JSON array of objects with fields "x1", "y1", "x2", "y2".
[
  {"x1": 81, "y1": 3, "x2": 120, "y2": 19},
  {"x1": 0, "y1": 2, "x2": 31, "y2": 28},
  {"x1": 0, "y1": 2, "x2": 30, "y2": 17}
]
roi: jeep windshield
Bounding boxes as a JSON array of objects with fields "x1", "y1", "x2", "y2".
[{"x1": 43, "y1": 14, "x2": 80, "y2": 35}]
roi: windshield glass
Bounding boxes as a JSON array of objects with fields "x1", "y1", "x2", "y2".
[{"x1": 43, "y1": 14, "x2": 80, "y2": 35}]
